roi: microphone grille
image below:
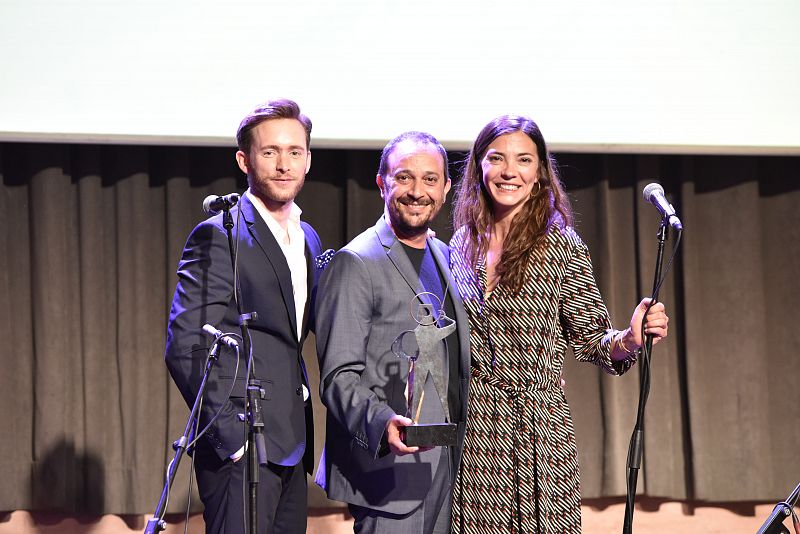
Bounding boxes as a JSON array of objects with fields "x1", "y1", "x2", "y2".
[
  {"x1": 202, "y1": 195, "x2": 218, "y2": 215},
  {"x1": 642, "y1": 182, "x2": 664, "y2": 202}
]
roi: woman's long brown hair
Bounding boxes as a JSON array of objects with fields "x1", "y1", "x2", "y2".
[{"x1": 452, "y1": 115, "x2": 573, "y2": 293}]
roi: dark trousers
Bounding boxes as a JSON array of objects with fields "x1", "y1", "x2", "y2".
[{"x1": 194, "y1": 443, "x2": 307, "y2": 534}]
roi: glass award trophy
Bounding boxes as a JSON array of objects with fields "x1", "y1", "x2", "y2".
[{"x1": 391, "y1": 294, "x2": 458, "y2": 447}]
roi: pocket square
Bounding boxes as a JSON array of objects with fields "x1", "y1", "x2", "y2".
[{"x1": 314, "y1": 249, "x2": 336, "y2": 270}]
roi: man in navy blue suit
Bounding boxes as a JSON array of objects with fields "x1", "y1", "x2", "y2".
[{"x1": 165, "y1": 98, "x2": 323, "y2": 534}]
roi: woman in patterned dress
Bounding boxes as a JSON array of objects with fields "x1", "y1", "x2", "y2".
[{"x1": 449, "y1": 115, "x2": 669, "y2": 533}]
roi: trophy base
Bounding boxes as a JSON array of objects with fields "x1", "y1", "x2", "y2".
[{"x1": 404, "y1": 423, "x2": 458, "y2": 447}]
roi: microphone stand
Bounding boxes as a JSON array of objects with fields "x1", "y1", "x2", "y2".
[
  {"x1": 220, "y1": 206, "x2": 268, "y2": 534},
  {"x1": 756, "y1": 482, "x2": 800, "y2": 534},
  {"x1": 622, "y1": 220, "x2": 668, "y2": 534},
  {"x1": 144, "y1": 341, "x2": 227, "y2": 534}
]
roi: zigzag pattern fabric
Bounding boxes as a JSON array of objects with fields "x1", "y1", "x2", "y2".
[{"x1": 449, "y1": 225, "x2": 633, "y2": 533}]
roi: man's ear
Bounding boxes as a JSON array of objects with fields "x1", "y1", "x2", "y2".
[
  {"x1": 235, "y1": 150, "x2": 249, "y2": 175},
  {"x1": 376, "y1": 174, "x2": 386, "y2": 199},
  {"x1": 305, "y1": 150, "x2": 312, "y2": 174}
]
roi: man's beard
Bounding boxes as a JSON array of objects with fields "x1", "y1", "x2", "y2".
[
  {"x1": 389, "y1": 198, "x2": 438, "y2": 238},
  {"x1": 252, "y1": 175, "x2": 305, "y2": 204}
]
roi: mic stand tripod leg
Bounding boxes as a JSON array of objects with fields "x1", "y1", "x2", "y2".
[
  {"x1": 144, "y1": 343, "x2": 222, "y2": 534},
  {"x1": 756, "y1": 482, "x2": 800, "y2": 534}
]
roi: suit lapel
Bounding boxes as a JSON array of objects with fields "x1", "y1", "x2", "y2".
[
  {"x1": 240, "y1": 195, "x2": 299, "y2": 340},
  {"x1": 375, "y1": 216, "x2": 427, "y2": 300},
  {"x1": 429, "y1": 236, "x2": 472, "y2": 379},
  {"x1": 427, "y1": 237, "x2": 452, "y2": 298},
  {"x1": 300, "y1": 223, "x2": 318, "y2": 341}
]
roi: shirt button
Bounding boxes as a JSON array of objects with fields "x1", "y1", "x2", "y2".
[{"x1": 295, "y1": 386, "x2": 302, "y2": 396}]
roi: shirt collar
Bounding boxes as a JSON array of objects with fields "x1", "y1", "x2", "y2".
[{"x1": 246, "y1": 189, "x2": 301, "y2": 224}]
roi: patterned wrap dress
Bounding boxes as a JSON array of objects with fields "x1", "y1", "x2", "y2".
[{"x1": 449, "y1": 224, "x2": 635, "y2": 533}]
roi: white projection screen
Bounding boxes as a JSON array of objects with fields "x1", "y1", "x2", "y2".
[{"x1": 1, "y1": 0, "x2": 798, "y2": 154}]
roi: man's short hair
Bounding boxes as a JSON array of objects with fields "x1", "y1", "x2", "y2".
[
  {"x1": 236, "y1": 98, "x2": 312, "y2": 153},
  {"x1": 377, "y1": 131, "x2": 449, "y2": 180}
]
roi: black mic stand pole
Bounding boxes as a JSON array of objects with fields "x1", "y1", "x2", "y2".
[
  {"x1": 622, "y1": 220, "x2": 669, "y2": 534},
  {"x1": 144, "y1": 341, "x2": 226, "y2": 534},
  {"x1": 220, "y1": 206, "x2": 268, "y2": 534}
]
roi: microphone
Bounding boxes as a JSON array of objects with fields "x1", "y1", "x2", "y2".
[
  {"x1": 202, "y1": 193, "x2": 240, "y2": 216},
  {"x1": 642, "y1": 183, "x2": 683, "y2": 230},
  {"x1": 202, "y1": 323, "x2": 239, "y2": 349}
]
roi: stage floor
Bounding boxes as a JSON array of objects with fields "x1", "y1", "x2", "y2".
[{"x1": 0, "y1": 499, "x2": 784, "y2": 533}]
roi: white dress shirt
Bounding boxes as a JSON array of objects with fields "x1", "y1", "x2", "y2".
[{"x1": 245, "y1": 190, "x2": 308, "y2": 341}]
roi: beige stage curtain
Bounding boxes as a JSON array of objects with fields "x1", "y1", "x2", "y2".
[{"x1": 0, "y1": 142, "x2": 797, "y2": 515}]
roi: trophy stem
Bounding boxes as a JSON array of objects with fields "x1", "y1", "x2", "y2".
[
  {"x1": 406, "y1": 359, "x2": 415, "y2": 419},
  {"x1": 413, "y1": 390, "x2": 425, "y2": 425}
]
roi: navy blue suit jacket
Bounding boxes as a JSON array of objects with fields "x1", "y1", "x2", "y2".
[{"x1": 165, "y1": 194, "x2": 323, "y2": 473}]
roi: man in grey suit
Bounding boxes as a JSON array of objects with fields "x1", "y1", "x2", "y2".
[{"x1": 314, "y1": 131, "x2": 470, "y2": 533}]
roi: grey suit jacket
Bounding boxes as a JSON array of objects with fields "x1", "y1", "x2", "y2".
[{"x1": 315, "y1": 215, "x2": 470, "y2": 515}]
